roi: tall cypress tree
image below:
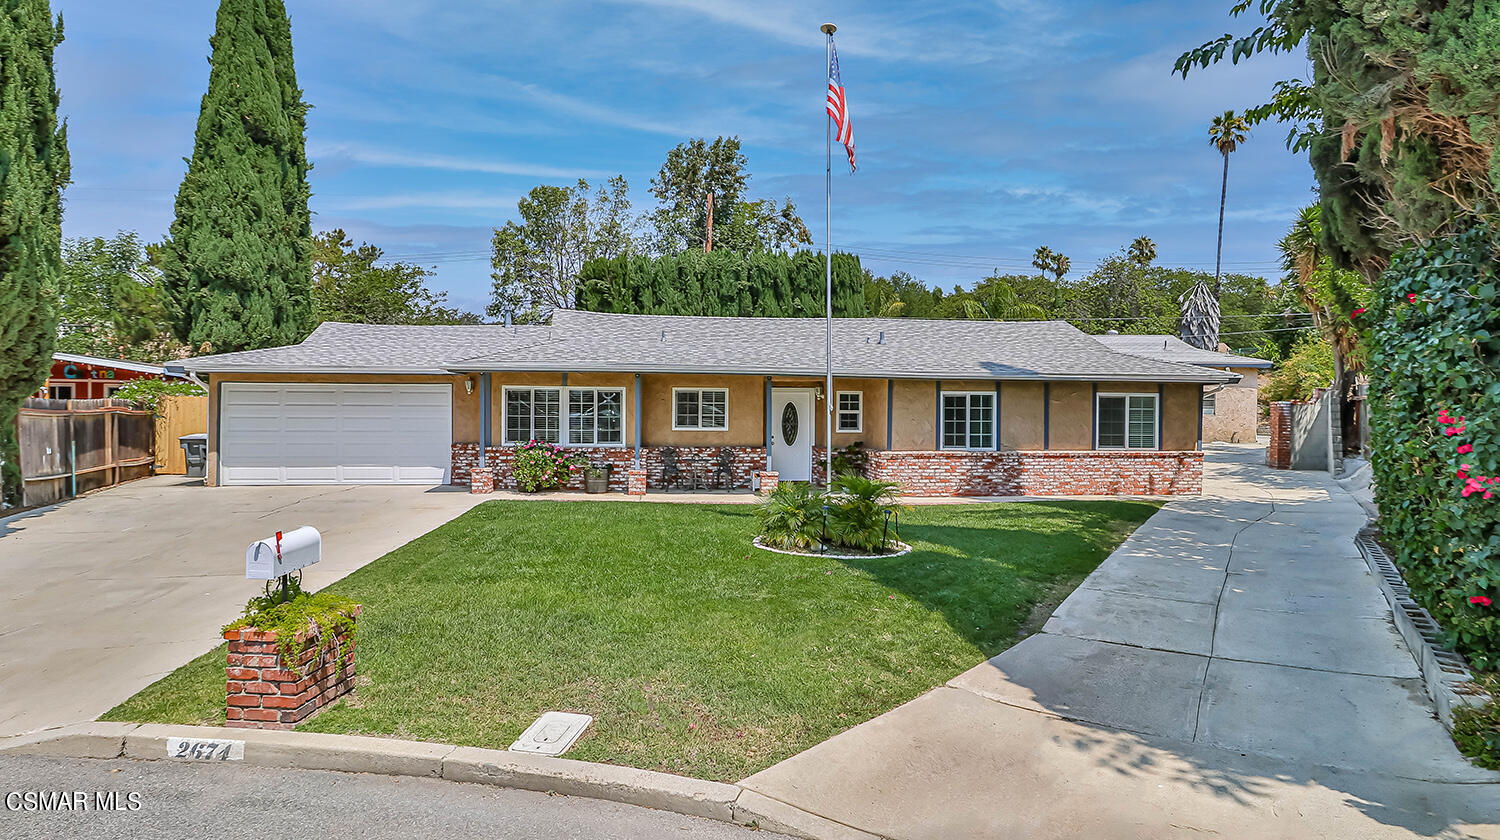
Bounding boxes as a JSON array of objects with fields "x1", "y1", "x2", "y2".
[
  {"x1": 0, "y1": 0, "x2": 68, "y2": 505},
  {"x1": 161, "y1": 0, "x2": 311, "y2": 352}
]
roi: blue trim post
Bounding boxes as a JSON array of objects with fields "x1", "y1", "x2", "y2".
[
  {"x1": 886, "y1": 379, "x2": 894, "y2": 450},
  {"x1": 1157, "y1": 383, "x2": 1165, "y2": 450},
  {"x1": 1043, "y1": 382, "x2": 1051, "y2": 450},
  {"x1": 764, "y1": 376, "x2": 773, "y2": 469},
  {"x1": 212, "y1": 379, "x2": 222, "y2": 485},
  {"x1": 1197, "y1": 386, "x2": 1204, "y2": 450},
  {"x1": 479, "y1": 373, "x2": 492, "y2": 468},
  {"x1": 934, "y1": 381, "x2": 942, "y2": 449},
  {"x1": 994, "y1": 382, "x2": 1002, "y2": 450},
  {"x1": 1091, "y1": 383, "x2": 1098, "y2": 450},
  {"x1": 634, "y1": 374, "x2": 643, "y2": 468}
]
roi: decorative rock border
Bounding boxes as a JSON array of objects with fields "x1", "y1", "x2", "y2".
[
  {"x1": 752, "y1": 536, "x2": 913, "y2": 560},
  {"x1": 1355, "y1": 529, "x2": 1493, "y2": 728}
]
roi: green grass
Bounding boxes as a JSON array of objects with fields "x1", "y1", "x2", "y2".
[{"x1": 102, "y1": 498, "x2": 1158, "y2": 781}]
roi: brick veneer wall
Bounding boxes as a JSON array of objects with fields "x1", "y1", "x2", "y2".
[
  {"x1": 454, "y1": 443, "x2": 1201, "y2": 496},
  {"x1": 866, "y1": 450, "x2": 1203, "y2": 496},
  {"x1": 1267, "y1": 402, "x2": 1293, "y2": 469},
  {"x1": 453, "y1": 444, "x2": 769, "y2": 492},
  {"x1": 223, "y1": 611, "x2": 358, "y2": 730}
]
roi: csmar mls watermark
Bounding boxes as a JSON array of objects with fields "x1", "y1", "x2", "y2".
[{"x1": 5, "y1": 790, "x2": 142, "y2": 812}]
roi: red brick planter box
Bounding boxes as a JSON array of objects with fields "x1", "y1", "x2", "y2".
[{"x1": 223, "y1": 606, "x2": 360, "y2": 730}]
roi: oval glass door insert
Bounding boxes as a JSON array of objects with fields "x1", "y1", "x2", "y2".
[{"x1": 781, "y1": 401, "x2": 799, "y2": 445}]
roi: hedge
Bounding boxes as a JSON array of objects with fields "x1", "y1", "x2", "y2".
[
  {"x1": 574, "y1": 249, "x2": 867, "y2": 318},
  {"x1": 1367, "y1": 225, "x2": 1500, "y2": 671}
]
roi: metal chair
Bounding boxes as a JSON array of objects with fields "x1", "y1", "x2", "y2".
[
  {"x1": 711, "y1": 448, "x2": 736, "y2": 490},
  {"x1": 660, "y1": 447, "x2": 684, "y2": 490}
]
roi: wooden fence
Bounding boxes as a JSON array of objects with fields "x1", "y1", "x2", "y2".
[
  {"x1": 154, "y1": 394, "x2": 208, "y2": 474},
  {"x1": 17, "y1": 399, "x2": 155, "y2": 507}
]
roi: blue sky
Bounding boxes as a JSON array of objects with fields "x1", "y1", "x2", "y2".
[{"x1": 57, "y1": 0, "x2": 1313, "y2": 316}]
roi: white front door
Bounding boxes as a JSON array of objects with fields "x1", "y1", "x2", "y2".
[{"x1": 770, "y1": 388, "x2": 815, "y2": 482}]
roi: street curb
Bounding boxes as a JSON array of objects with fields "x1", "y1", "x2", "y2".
[
  {"x1": 0, "y1": 722, "x2": 885, "y2": 840},
  {"x1": 1355, "y1": 531, "x2": 1493, "y2": 728}
]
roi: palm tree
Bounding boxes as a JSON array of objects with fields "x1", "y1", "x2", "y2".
[
  {"x1": 1208, "y1": 110, "x2": 1249, "y2": 294},
  {"x1": 1183, "y1": 111, "x2": 1249, "y2": 350},
  {"x1": 1277, "y1": 205, "x2": 1368, "y2": 431},
  {"x1": 1127, "y1": 236, "x2": 1157, "y2": 267}
]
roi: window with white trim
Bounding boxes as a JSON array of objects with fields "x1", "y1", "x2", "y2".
[
  {"x1": 1096, "y1": 393, "x2": 1158, "y2": 449},
  {"x1": 47, "y1": 384, "x2": 73, "y2": 400},
  {"x1": 1201, "y1": 390, "x2": 1216, "y2": 415},
  {"x1": 941, "y1": 392, "x2": 994, "y2": 449},
  {"x1": 505, "y1": 387, "x2": 561, "y2": 444},
  {"x1": 836, "y1": 391, "x2": 862, "y2": 432},
  {"x1": 568, "y1": 388, "x2": 624, "y2": 445},
  {"x1": 673, "y1": 388, "x2": 727, "y2": 430}
]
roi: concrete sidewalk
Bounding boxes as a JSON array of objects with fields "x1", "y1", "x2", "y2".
[{"x1": 740, "y1": 444, "x2": 1500, "y2": 839}]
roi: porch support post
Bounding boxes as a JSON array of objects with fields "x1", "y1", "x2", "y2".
[
  {"x1": 634, "y1": 373, "x2": 643, "y2": 469},
  {"x1": 1158, "y1": 383, "x2": 1165, "y2": 450},
  {"x1": 1043, "y1": 382, "x2": 1051, "y2": 450},
  {"x1": 995, "y1": 382, "x2": 1003, "y2": 450},
  {"x1": 1197, "y1": 386, "x2": 1204, "y2": 450},
  {"x1": 479, "y1": 373, "x2": 491, "y2": 467},
  {"x1": 885, "y1": 379, "x2": 893, "y2": 450},
  {"x1": 934, "y1": 381, "x2": 942, "y2": 449},
  {"x1": 764, "y1": 376, "x2": 773, "y2": 469},
  {"x1": 1090, "y1": 383, "x2": 1097, "y2": 450}
]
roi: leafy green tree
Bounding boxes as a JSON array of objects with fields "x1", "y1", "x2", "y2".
[
  {"x1": 1263, "y1": 332, "x2": 1335, "y2": 403},
  {"x1": 574, "y1": 249, "x2": 865, "y2": 318},
  {"x1": 313, "y1": 230, "x2": 480, "y2": 326},
  {"x1": 489, "y1": 177, "x2": 634, "y2": 322},
  {"x1": 647, "y1": 136, "x2": 810, "y2": 254},
  {"x1": 160, "y1": 0, "x2": 312, "y2": 353},
  {"x1": 55, "y1": 232, "x2": 191, "y2": 360},
  {"x1": 0, "y1": 0, "x2": 69, "y2": 505}
]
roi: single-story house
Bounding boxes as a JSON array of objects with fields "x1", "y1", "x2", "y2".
[
  {"x1": 40, "y1": 352, "x2": 182, "y2": 400},
  {"x1": 1094, "y1": 334, "x2": 1272, "y2": 445},
  {"x1": 171, "y1": 311, "x2": 1239, "y2": 496}
]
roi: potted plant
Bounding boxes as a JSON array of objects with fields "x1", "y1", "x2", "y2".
[{"x1": 585, "y1": 463, "x2": 612, "y2": 494}]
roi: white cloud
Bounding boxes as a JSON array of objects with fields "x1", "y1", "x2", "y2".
[{"x1": 308, "y1": 142, "x2": 608, "y2": 179}]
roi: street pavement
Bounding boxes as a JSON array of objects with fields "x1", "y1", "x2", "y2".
[
  {"x1": 0, "y1": 477, "x2": 488, "y2": 736},
  {"x1": 740, "y1": 443, "x2": 1500, "y2": 839},
  {"x1": 0, "y1": 753, "x2": 784, "y2": 840}
]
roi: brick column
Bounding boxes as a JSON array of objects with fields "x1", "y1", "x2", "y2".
[
  {"x1": 224, "y1": 607, "x2": 358, "y2": 730},
  {"x1": 469, "y1": 467, "x2": 495, "y2": 494},
  {"x1": 625, "y1": 468, "x2": 647, "y2": 495},
  {"x1": 1268, "y1": 402, "x2": 1293, "y2": 469},
  {"x1": 755, "y1": 471, "x2": 779, "y2": 494}
]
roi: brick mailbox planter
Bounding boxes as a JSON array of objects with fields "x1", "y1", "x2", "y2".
[{"x1": 223, "y1": 606, "x2": 360, "y2": 730}]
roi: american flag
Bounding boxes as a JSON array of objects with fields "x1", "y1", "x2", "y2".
[{"x1": 826, "y1": 41, "x2": 855, "y2": 172}]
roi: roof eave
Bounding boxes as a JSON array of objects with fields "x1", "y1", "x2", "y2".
[{"x1": 443, "y1": 361, "x2": 1234, "y2": 384}]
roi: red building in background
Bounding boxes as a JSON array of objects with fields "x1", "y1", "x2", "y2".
[{"x1": 42, "y1": 353, "x2": 174, "y2": 400}]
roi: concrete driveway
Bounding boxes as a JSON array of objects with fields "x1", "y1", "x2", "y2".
[
  {"x1": 741, "y1": 444, "x2": 1500, "y2": 839},
  {"x1": 0, "y1": 477, "x2": 486, "y2": 737}
]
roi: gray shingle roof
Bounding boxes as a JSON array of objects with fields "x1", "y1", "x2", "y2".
[
  {"x1": 1094, "y1": 334, "x2": 1273, "y2": 369},
  {"x1": 177, "y1": 314, "x2": 1239, "y2": 383},
  {"x1": 176, "y1": 322, "x2": 552, "y2": 374},
  {"x1": 451, "y1": 311, "x2": 1237, "y2": 383}
]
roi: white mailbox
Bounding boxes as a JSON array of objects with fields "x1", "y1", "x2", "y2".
[{"x1": 245, "y1": 526, "x2": 322, "y2": 580}]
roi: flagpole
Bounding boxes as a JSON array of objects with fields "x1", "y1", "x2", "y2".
[{"x1": 821, "y1": 22, "x2": 835, "y2": 488}]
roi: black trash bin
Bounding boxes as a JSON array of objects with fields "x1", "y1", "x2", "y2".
[{"x1": 179, "y1": 433, "x2": 208, "y2": 478}]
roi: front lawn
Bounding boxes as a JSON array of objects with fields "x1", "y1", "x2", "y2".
[{"x1": 103, "y1": 498, "x2": 1157, "y2": 781}]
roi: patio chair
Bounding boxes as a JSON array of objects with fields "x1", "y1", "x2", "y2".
[
  {"x1": 710, "y1": 448, "x2": 736, "y2": 490},
  {"x1": 660, "y1": 447, "x2": 684, "y2": 490}
]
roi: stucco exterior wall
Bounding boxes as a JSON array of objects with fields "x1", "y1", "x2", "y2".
[
  {"x1": 1201, "y1": 366, "x2": 1263, "y2": 443},
  {"x1": 890, "y1": 379, "x2": 936, "y2": 450},
  {"x1": 1001, "y1": 381, "x2": 1045, "y2": 451},
  {"x1": 1047, "y1": 382, "x2": 1094, "y2": 450}
]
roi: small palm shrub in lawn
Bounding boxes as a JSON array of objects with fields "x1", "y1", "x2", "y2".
[
  {"x1": 102, "y1": 498, "x2": 1158, "y2": 781},
  {"x1": 757, "y1": 474, "x2": 903, "y2": 554}
]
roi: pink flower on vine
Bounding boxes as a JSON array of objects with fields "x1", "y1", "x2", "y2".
[
  {"x1": 1462, "y1": 478, "x2": 1486, "y2": 498},
  {"x1": 1459, "y1": 464, "x2": 1471, "y2": 480},
  {"x1": 1407, "y1": 293, "x2": 1418, "y2": 303},
  {"x1": 1445, "y1": 425, "x2": 1466, "y2": 436},
  {"x1": 1351, "y1": 307, "x2": 1366, "y2": 318},
  {"x1": 1457, "y1": 444, "x2": 1474, "y2": 455},
  {"x1": 1471, "y1": 596, "x2": 1493, "y2": 607}
]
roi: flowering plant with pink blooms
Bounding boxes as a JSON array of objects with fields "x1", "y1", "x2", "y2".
[
  {"x1": 1365, "y1": 226, "x2": 1497, "y2": 670},
  {"x1": 511, "y1": 440, "x2": 585, "y2": 492}
]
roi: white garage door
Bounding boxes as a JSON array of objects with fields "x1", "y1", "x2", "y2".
[{"x1": 220, "y1": 383, "x2": 452, "y2": 485}]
